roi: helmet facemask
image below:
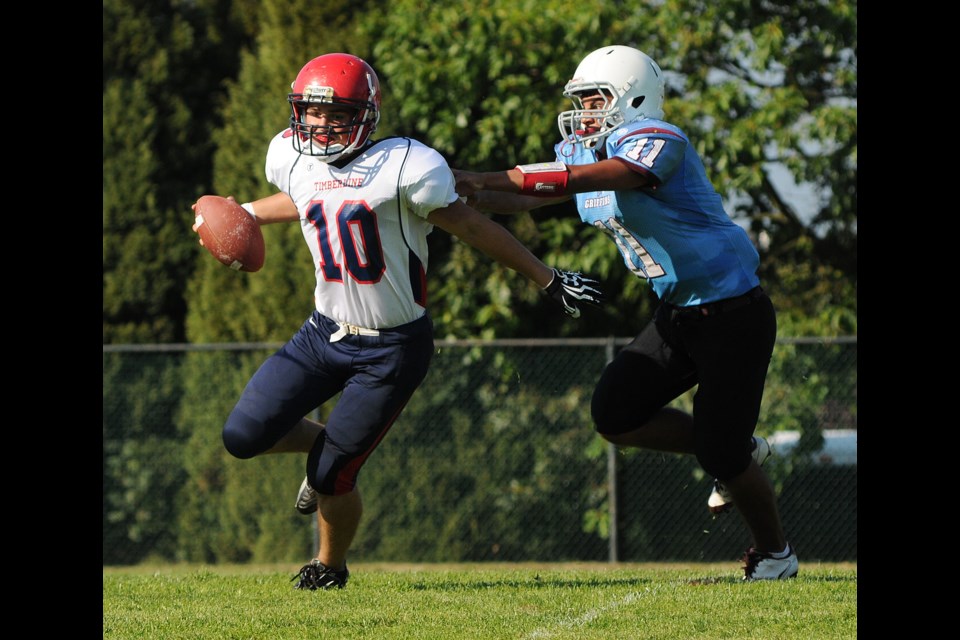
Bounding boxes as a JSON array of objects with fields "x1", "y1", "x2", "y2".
[
  {"x1": 558, "y1": 84, "x2": 624, "y2": 149},
  {"x1": 287, "y1": 54, "x2": 382, "y2": 163},
  {"x1": 289, "y1": 89, "x2": 379, "y2": 162},
  {"x1": 556, "y1": 46, "x2": 665, "y2": 150}
]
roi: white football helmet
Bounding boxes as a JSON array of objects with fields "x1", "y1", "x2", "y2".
[{"x1": 558, "y1": 46, "x2": 665, "y2": 148}]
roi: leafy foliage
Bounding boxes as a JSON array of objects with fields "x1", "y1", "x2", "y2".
[
  {"x1": 360, "y1": 0, "x2": 652, "y2": 338},
  {"x1": 103, "y1": 0, "x2": 250, "y2": 343},
  {"x1": 104, "y1": 0, "x2": 856, "y2": 566},
  {"x1": 358, "y1": 0, "x2": 856, "y2": 336},
  {"x1": 637, "y1": 0, "x2": 857, "y2": 295},
  {"x1": 355, "y1": 345, "x2": 610, "y2": 561},
  {"x1": 178, "y1": 0, "x2": 375, "y2": 562},
  {"x1": 103, "y1": 352, "x2": 185, "y2": 564}
]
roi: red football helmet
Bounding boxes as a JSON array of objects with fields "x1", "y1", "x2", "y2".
[{"x1": 288, "y1": 53, "x2": 381, "y2": 161}]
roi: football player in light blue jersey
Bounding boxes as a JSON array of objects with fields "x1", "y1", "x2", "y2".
[{"x1": 455, "y1": 45, "x2": 797, "y2": 580}]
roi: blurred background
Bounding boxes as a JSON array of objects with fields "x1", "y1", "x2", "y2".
[{"x1": 103, "y1": 0, "x2": 856, "y2": 565}]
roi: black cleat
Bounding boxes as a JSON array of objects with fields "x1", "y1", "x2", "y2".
[{"x1": 291, "y1": 559, "x2": 350, "y2": 590}]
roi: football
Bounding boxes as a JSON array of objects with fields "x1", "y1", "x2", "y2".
[{"x1": 193, "y1": 195, "x2": 265, "y2": 272}]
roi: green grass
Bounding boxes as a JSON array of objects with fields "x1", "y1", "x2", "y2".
[{"x1": 103, "y1": 562, "x2": 857, "y2": 639}]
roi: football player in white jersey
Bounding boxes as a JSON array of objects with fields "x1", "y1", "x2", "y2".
[{"x1": 201, "y1": 53, "x2": 602, "y2": 590}]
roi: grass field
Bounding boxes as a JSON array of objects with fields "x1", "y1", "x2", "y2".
[{"x1": 103, "y1": 562, "x2": 856, "y2": 639}]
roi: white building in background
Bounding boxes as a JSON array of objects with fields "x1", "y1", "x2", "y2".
[{"x1": 768, "y1": 430, "x2": 857, "y2": 465}]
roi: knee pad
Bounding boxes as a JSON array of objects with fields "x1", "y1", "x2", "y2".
[
  {"x1": 591, "y1": 381, "x2": 631, "y2": 436},
  {"x1": 221, "y1": 408, "x2": 267, "y2": 460},
  {"x1": 591, "y1": 389, "x2": 617, "y2": 436},
  {"x1": 695, "y1": 439, "x2": 752, "y2": 481},
  {"x1": 306, "y1": 432, "x2": 358, "y2": 496},
  {"x1": 591, "y1": 385, "x2": 659, "y2": 437}
]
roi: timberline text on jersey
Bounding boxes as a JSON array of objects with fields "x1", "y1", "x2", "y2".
[{"x1": 315, "y1": 177, "x2": 365, "y2": 190}]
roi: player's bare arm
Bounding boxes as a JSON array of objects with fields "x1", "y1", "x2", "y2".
[
  {"x1": 245, "y1": 192, "x2": 300, "y2": 225},
  {"x1": 567, "y1": 159, "x2": 652, "y2": 191},
  {"x1": 453, "y1": 169, "x2": 565, "y2": 213},
  {"x1": 455, "y1": 158, "x2": 650, "y2": 206},
  {"x1": 427, "y1": 199, "x2": 554, "y2": 288},
  {"x1": 456, "y1": 186, "x2": 566, "y2": 215},
  {"x1": 190, "y1": 192, "x2": 298, "y2": 238}
]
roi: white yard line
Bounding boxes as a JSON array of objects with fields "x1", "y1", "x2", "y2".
[{"x1": 525, "y1": 588, "x2": 657, "y2": 639}]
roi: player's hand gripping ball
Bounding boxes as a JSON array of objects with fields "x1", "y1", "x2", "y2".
[{"x1": 193, "y1": 195, "x2": 265, "y2": 272}]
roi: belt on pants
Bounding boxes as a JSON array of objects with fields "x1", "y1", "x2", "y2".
[
  {"x1": 670, "y1": 286, "x2": 764, "y2": 319},
  {"x1": 329, "y1": 321, "x2": 381, "y2": 343}
]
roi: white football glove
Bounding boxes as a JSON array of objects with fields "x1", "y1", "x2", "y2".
[{"x1": 544, "y1": 268, "x2": 604, "y2": 318}]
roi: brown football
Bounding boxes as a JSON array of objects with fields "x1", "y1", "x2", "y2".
[{"x1": 194, "y1": 195, "x2": 265, "y2": 272}]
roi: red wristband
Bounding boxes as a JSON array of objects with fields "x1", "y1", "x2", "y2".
[{"x1": 516, "y1": 162, "x2": 569, "y2": 196}]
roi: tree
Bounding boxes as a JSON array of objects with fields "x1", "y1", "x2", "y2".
[
  {"x1": 637, "y1": 0, "x2": 857, "y2": 329},
  {"x1": 359, "y1": 0, "x2": 856, "y2": 337},
  {"x1": 103, "y1": 350, "x2": 185, "y2": 563},
  {"x1": 103, "y1": 0, "x2": 255, "y2": 560},
  {"x1": 104, "y1": 0, "x2": 857, "y2": 563},
  {"x1": 359, "y1": 0, "x2": 643, "y2": 339},
  {"x1": 103, "y1": 0, "x2": 249, "y2": 343},
  {"x1": 178, "y1": 0, "x2": 379, "y2": 563}
]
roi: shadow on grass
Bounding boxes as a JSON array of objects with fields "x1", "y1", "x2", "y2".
[
  {"x1": 408, "y1": 575, "x2": 653, "y2": 591},
  {"x1": 685, "y1": 573, "x2": 857, "y2": 586}
]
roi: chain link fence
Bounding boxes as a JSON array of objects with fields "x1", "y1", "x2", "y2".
[{"x1": 103, "y1": 337, "x2": 856, "y2": 565}]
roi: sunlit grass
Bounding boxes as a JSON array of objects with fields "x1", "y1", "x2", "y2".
[{"x1": 104, "y1": 562, "x2": 857, "y2": 639}]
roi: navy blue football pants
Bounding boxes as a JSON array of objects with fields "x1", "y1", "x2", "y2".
[
  {"x1": 591, "y1": 291, "x2": 777, "y2": 481},
  {"x1": 222, "y1": 311, "x2": 434, "y2": 495}
]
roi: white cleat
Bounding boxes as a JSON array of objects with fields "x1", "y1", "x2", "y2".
[
  {"x1": 295, "y1": 476, "x2": 319, "y2": 515},
  {"x1": 742, "y1": 544, "x2": 799, "y2": 580},
  {"x1": 708, "y1": 436, "x2": 772, "y2": 514}
]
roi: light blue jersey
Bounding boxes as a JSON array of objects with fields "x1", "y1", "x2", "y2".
[{"x1": 556, "y1": 118, "x2": 759, "y2": 306}]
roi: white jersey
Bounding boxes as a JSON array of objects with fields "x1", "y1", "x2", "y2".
[{"x1": 265, "y1": 133, "x2": 459, "y2": 329}]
